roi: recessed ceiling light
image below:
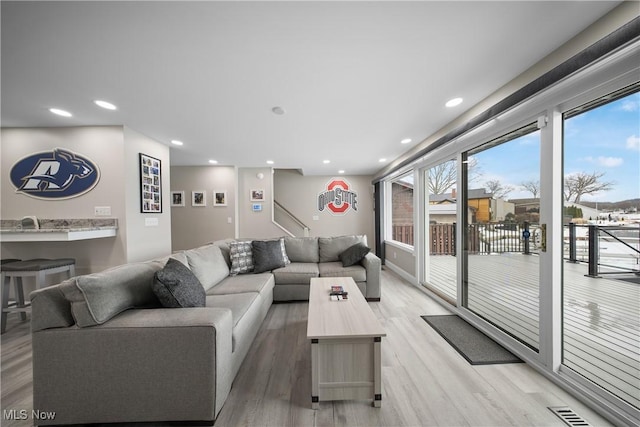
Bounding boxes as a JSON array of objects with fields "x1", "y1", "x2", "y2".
[
  {"x1": 338, "y1": 170, "x2": 345, "y2": 174},
  {"x1": 271, "y1": 106, "x2": 285, "y2": 115},
  {"x1": 401, "y1": 138, "x2": 412, "y2": 144},
  {"x1": 208, "y1": 159, "x2": 218, "y2": 164},
  {"x1": 445, "y1": 97, "x2": 463, "y2": 108},
  {"x1": 379, "y1": 158, "x2": 387, "y2": 163},
  {"x1": 323, "y1": 160, "x2": 330, "y2": 164},
  {"x1": 94, "y1": 100, "x2": 117, "y2": 110},
  {"x1": 266, "y1": 160, "x2": 274, "y2": 165},
  {"x1": 171, "y1": 140, "x2": 184, "y2": 146},
  {"x1": 49, "y1": 108, "x2": 72, "y2": 117}
]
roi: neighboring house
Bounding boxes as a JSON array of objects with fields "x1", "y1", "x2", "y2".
[{"x1": 429, "y1": 188, "x2": 514, "y2": 223}]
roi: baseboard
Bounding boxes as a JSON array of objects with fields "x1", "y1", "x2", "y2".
[{"x1": 383, "y1": 260, "x2": 419, "y2": 286}]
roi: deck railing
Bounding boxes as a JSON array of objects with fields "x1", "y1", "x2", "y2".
[{"x1": 565, "y1": 223, "x2": 639, "y2": 277}]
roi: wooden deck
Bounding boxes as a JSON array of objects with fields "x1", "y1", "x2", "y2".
[{"x1": 426, "y1": 254, "x2": 640, "y2": 409}]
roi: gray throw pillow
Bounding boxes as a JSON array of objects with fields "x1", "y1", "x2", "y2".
[
  {"x1": 339, "y1": 243, "x2": 371, "y2": 267},
  {"x1": 252, "y1": 239, "x2": 287, "y2": 273},
  {"x1": 153, "y1": 258, "x2": 206, "y2": 308},
  {"x1": 229, "y1": 240, "x2": 254, "y2": 275}
]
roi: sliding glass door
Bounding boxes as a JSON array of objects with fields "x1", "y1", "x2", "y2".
[
  {"x1": 462, "y1": 125, "x2": 541, "y2": 350},
  {"x1": 562, "y1": 86, "x2": 640, "y2": 410}
]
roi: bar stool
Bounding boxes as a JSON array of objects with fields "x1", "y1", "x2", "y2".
[{"x1": 1, "y1": 258, "x2": 76, "y2": 333}]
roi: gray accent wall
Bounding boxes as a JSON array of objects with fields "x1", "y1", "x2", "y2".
[
  {"x1": 170, "y1": 165, "x2": 237, "y2": 250},
  {"x1": 1, "y1": 126, "x2": 171, "y2": 280},
  {"x1": 273, "y1": 169, "x2": 375, "y2": 249}
]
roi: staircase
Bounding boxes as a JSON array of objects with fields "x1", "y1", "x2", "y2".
[{"x1": 274, "y1": 200, "x2": 310, "y2": 237}]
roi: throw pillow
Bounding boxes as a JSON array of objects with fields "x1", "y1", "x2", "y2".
[
  {"x1": 252, "y1": 239, "x2": 287, "y2": 273},
  {"x1": 279, "y1": 237, "x2": 291, "y2": 265},
  {"x1": 152, "y1": 258, "x2": 206, "y2": 308},
  {"x1": 229, "y1": 240, "x2": 254, "y2": 276},
  {"x1": 339, "y1": 242, "x2": 371, "y2": 267}
]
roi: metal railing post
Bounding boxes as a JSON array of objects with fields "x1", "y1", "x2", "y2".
[
  {"x1": 523, "y1": 221, "x2": 530, "y2": 255},
  {"x1": 568, "y1": 222, "x2": 577, "y2": 263},
  {"x1": 586, "y1": 224, "x2": 600, "y2": 278}
]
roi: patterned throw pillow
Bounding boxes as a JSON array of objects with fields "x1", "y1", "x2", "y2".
[
  {"x1": 279, "y1": 238, "x2": 291, "y2": 265},
  {"x1": 229, "y1": 240, "x2": 254, "y2": 275}
]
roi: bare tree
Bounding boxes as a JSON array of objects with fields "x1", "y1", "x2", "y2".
[
  {"x1": 427, "y1": 158, "x2": 482, "y2": 195},
  {"x1": 485, "y1": 179, "x2": 514, "y2": 199},
  {"x1": 521, "y1": 180, "x2": 540, "y2": 198},
  {"x1": 564, "y1": 171, "x2": 614, "y2": 203},
  {"x1": 428, "y1": 162, "x2": 457, "y2": 195}
]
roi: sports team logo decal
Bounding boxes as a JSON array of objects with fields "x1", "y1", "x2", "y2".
[
  {"x1": 10, "y1": 148, "x2": 100, "y2": 200},
  {"x1": 318, "y1": 178, "x2": 358, "y2": 215}
]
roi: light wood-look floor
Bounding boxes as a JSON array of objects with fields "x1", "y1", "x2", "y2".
[{"x1": 1, "y1": 269, "x2": 615, "y2": 426}]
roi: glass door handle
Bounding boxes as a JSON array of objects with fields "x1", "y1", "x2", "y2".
[{"x1": 541, "y1": 224, "x2": 547, "y2": 252}]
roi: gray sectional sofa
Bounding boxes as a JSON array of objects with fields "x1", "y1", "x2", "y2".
[{"x1": 29, "y1": 235, "x2": 380, "y2": 425}]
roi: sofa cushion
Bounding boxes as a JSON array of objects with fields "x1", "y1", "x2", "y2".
[
  {"x1": 153, "y1": 258, "x2": 206, "y2": 308},
  {"x1": 184, "y1": 244, "x2": 230, "y2": 291},
  {"x1": 60, "y1": 261, "x2": 162, "y2": 327},
  {"x1": 30, "y1": 281, "x2": 75, "y2": 332},
  {"x1": 272, "y1": 262, "x2": 319, "y2": 285},
  {"x1": 318, "y1": 262, "x2": 367, "y2": 282},
  {"x1": 319, "y1": 235, "x2": 366, "y2": 262},
  {"x1": 284, "y1": 236, "x2": 319, "y2": 263},
  {"x1": 252, "y1": 239, "x2": 287, "y2": 273},
  {"x1": 207, "y1": 273, "x2": 274, "y2": 296},
  {"x1": 206, "y1": 292, "x2": 259, "y2": 351},
  {"x1": 229, "y1": 241, "x2": 254, "y2": 275},
  {"x1": 339, "y1": 242, "x2": 371, "y2": 267}
]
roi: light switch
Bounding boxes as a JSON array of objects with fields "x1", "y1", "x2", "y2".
[
  {"x1": 95, "y1": 206, "x2": 111, "y2": 216},
  {"x1": 145, "y1": 217, "x2": 159, "y2": 227}
]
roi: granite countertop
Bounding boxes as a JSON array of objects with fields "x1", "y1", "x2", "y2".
[{"x1": 0, "y1": 218, "x2": 118, "y2": 233}]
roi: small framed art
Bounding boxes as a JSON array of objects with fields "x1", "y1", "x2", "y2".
[
  {"x1": 192, "y1": 190, "x2": 206, "y2": 207},
  {"x1": 250, "y1": 189, "x2": 265, "y2": 202},
  {"x1": 140, "y1": 153, "x2": 162, "y2": 213},
  {"x1": 213, "y1": 190, "x2": 227, "y2": 206},
  {"x1": 171, "y1": 191, "x2": 185, "y2": 207}
]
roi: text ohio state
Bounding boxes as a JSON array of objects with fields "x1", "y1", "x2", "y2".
[{"x1": 318, "y1": 187, "x2": 358, "y2": 211}]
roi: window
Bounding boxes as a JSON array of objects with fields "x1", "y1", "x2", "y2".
[{"x1": 389, "y1": 172, "x2": 414, "y2": 246}]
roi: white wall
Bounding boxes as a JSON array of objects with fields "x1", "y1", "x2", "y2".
[
  {"x1": 238, "y1": 167, "x2": 283, "y2": 239},
  {"x1": 170, "y1": 165, "x2": 236, "y2": 250},
  {"x1": 123, "y1": 127, "x2": 172, "y2": 262}
]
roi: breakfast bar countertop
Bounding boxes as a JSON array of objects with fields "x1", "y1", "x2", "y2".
[{"x1": 0, "y1": 219, "x2": 118, "y2": 242}]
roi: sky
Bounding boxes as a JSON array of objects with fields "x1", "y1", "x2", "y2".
[{"x1": 472, "y1": 91, "x2": 640, "y2": 203}]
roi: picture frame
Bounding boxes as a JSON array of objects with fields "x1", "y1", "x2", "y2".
[
  {"x1": 171, "y1": 191, "x2": 185, "y2": 207},
  {"x1": 250, "y1": 189, "x2": 265, "y2": 202},
  {"x1": 192, "y1": 190, "x2": 206, "y2": 207},
  {"x1": 140, "y1": 153, "x2": 162, "y2": 213},
  {"x1": 213, "y1": 190, "x2": 227, "y2": 206}
]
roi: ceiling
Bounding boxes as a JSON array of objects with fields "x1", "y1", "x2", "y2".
[{"x1": 1, "y1": 1, "x2": 621, "y2": 175}]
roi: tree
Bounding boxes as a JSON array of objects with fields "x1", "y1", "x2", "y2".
[
  {"x1": 427, "y1": 157, "x2": 482, "y2": 195},
  {"x1": 428, "y1": 162, "x2": 457, "y2": 195},
  {"x1": 485, "y1": 179, "x2": 514, "y2": 199},
  {"x1": 521, "y1": 180, "x2": 540, "y2": 198},
  {"x1": 564, "y1": 171, "x2": 614, "y2": 203}
]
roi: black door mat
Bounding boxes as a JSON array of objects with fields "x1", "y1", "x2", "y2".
[{"x1": 421, "y1": 315, "x2": 522, "y2": 365}]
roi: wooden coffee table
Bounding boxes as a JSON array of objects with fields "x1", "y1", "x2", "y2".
[{"x1": 307, "y1": 277, "x2": 386, "y2": 408}]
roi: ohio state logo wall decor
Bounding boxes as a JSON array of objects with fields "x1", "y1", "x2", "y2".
[
  {"x1": 10, "y1": 148, "x2": 100, "y2": 200},
  {"x1": 318, "y1": 178, "x2": 358, "y2": 215}
]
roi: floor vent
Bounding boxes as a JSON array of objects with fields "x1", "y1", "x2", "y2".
[{"x1": 548, "y1": 406, "x2": 591, "y2": 426}]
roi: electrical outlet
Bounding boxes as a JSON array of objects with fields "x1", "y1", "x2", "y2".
[{"x1": 95, "y1": 206, "x2": 111, "y2": 216}]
